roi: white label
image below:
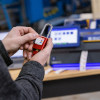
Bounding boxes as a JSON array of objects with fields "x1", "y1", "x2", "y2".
[
  {"x1": 55, "y1": 69, "x2": 65, "y2": 74},
  {"x1": 90, "y1": 21, "x2": 96, "y2": 29},
  {"x1": 35, "y1": 37, "x2": 44, "y2": 45},
  {"x1": 80, "y1": 51, "x2": 88, "y2": 71}
]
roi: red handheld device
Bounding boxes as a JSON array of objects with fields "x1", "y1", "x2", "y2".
[{"x1": 33, "y1": 23, "x2": 53, "y2": 55}]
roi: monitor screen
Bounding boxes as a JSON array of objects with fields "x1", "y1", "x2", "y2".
[
  {"x1": 0, "y1": 32, "x2": 23, "y2": 58},
  {"x1": 50, "y1": 27, "x2": 80, "y2": 48}
]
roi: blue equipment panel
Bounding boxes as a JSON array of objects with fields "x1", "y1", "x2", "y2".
[
  {"x1": 80, "y1": 29, "x2": 100, "y2": 36},
  {"x1": 50, "y1": 26, "x2": 80, "y2": 48},
  {"x1": 82, "y1": 34, "x2": 100, "y2": 41},
  {"x1": 65, "y1": 20, "x2": 88, "y2": 29},
  {"x1": 52, "y1": 63, "x2": 100, "y2": 70},
  {"x1": 24, "y1": 0, "x2": 63, "y2": 23},
  {"x1": 24, "y1": 0, "x2": 43, "y2": 23}
]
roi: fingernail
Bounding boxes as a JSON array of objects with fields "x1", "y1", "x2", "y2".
[
  {"x1": 36, "y1": 33, "x2": 39, "y2": 36},
  {"x1": 33, "y1": 34, "x2": 39, "y2": 37}
]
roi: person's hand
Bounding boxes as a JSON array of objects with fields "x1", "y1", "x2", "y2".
[
  {"x1": 23, "y1": 38, "x2": 53, "y2": 66},
  {"x1": 2, "y1": 26, "x2": 39, "y2": 56}
]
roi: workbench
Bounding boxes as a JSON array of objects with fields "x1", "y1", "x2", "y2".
[{"x1": 9, "y1": 66, "x2": 100, "y2": 98}]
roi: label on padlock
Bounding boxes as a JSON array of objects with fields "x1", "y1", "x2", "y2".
[
  {"x1": 35, "y1": 37, "x2": 44, "y2": 45},
  {"x1": 32, "y1": 23, "x2": 53, "y2": 56}
]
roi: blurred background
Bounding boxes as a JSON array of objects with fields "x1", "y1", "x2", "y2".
[
  {"x1": 1, "y1": 0, "x2": 100, "y2": 100},
  {"x1": 0, "y1": 0, "x2": 92, "y2": 32}
]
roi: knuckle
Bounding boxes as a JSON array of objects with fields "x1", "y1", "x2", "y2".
[
  {"x1": 12, "y1": 26, "x2": 22, "y2": 30},
  {"x1": 28, "y1": 27, "x2": 33, "y2": 30},
  {"x1": 28, "y1": 27, "x2": 37, "y2": 33},
  {"x1": 27, "y1": 33, "x2": 33, "y2": 40},
  {"x1": 12, "y1": 27, "x2": 16, "y2": 30},
  {"x1": 12, "y1": 27, "x2": 20, "y2": 31},
  {"x1": 17, "y1": 38, "x2": 22, "y2": 44}
]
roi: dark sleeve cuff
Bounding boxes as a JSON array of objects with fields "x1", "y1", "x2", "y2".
[
  {"x1": 18, "y1": 61, "x2": 45, "y2": 81},
  {"x1": 0, "y1": 40, "x2": 13, "y2": 66}
]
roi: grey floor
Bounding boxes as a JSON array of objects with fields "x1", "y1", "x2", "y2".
[{"x1": 42, "y1": 91, "x2": 100, "y2": 100}]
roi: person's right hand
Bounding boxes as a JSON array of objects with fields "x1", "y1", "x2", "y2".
[
  {"x1": 2, "y1": 26, "x2": 39, "y2": 56},
  {"x1": 23, "y1": 38, "x2": 53, "y2": 66}
]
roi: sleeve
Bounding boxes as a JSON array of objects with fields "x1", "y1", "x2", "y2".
[
  {"x1": 0, "y1": 55, "x2": 21, "y2": 100},
  {"x1": 0, "y1": 54, "x2": 44, "y2": 100},
  {"x1": 15, "y1": 61, "x2": 44, "y2": 100},
  {"x1": 0, "y1": 40, "x2": 13, "y2": 66},
  {"x1": 0, "y1": 41, "x2": 44, "y2": 100}
]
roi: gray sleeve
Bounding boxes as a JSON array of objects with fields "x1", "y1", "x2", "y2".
[
  {"x1": 0, "y1": 40, "x2": 13, "y2": 66},
  {"x1": 15, "y1": 61, "x2": 45, "y2": 100}
]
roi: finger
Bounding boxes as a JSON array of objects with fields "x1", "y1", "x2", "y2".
[
  {"x1": 24, "y1": 43, "x2": 30, "y2": 50},
  {"x1": 19, "y1": 33, "x2": 39, "y2": 45},
  {"x1": 23, "y1": 50, "x2": 27, "y2": 58},
  {"x1": 29, "y1": 40, "x2": 34, "y2": 44},
  {"x1": 27, "y1": 51, "x2": 32, "y2": 60},
  {"x1": 19, "y1": 28, "x2": 24, "y2": 36},
  {"x1": 15, "y1": 26, "x2": 38, "y2": 35},
  {"x1": 43, "y1": 38, "x2": 53, "y2": 52},
  {"x1": 28, "y1": 43, "x2": 33, "y2": 52}
]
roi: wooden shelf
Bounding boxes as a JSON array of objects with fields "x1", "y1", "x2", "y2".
[
  {"x1": 44, "y1": 67, "x2": 100, "y2": 81},
  {"x1": 9, "y1": 66, "x2": 100, "y2": 81}
]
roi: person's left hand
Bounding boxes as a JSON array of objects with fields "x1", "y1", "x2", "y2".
[
  {"x1": 23, "y1": 38, "x2": 53, "y2": 66},
  {"x1": 2, "y1": 26, "x2": 39, "y2": 56}
]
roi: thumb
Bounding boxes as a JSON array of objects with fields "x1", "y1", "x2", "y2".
[{"x1": 19, "y1": 33, "x2": 39, "y2": 45}]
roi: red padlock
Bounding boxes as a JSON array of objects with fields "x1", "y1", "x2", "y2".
[{"x1": 33, "y1": 23, "x2": 53, "y2": 55}]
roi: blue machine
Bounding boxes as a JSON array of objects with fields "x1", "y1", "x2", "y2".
[
  {"x1": 80, "y1": 29, "x2": 100, "y2": 36},
  {"x1": 63, "y1": 0, "x2": 90, "y2": 13},
  {"x1": 82, "y1": 34, "x2": 100, "y2": 41},
  {"x1": 65, "y1": 19, "x2": 88, "y2": 29},
  {"x1": 50, "y1": 26, "x2": 80, "y2": 48},
  {"x1": 0, "y1": 0, "x2": 91, "y2": 29},
  {"x1": 0, "y1": 0, "x2": 18, "y2": 4},
  {"x1": 24, "y1": 0, "x2": 43, "y2": 23},
  {"x1": 24, "y1": 0, "x2": 64, "y2": 23},
  {"x1": 80, "y1": 29, "x2": 100, "y2": 42},
  {"x1": 96, "y1": 20, "x2": 100, "y2": 28},
  {"x1": 43, "y1": 0, "x2": 51, "y2": 7},
  {"x1": 50, "y1": 27, "x2": 100, "y2": 71},
  {"x1": 44, "y1": 1, "x2": 63, "y2": 20},
  {"x1": 0, "y1": 0, "x2": 23, "y2": 29},
  {"x1": 25, "y1": 0, "x2": 90, "y2": 24}
]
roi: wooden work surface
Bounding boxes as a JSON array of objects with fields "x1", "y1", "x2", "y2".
[{"x1": 9, "y1": 66, "x2": 100, "y2": 81}]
